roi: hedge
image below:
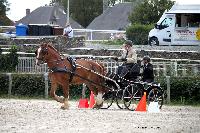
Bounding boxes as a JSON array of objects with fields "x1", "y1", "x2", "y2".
[
  {"x1": 0, "y1": 45, "x2": 18, "y2": 72},
  {"x1": 0, "y1": 73, "x2": 88, "y2": 99},
  {"x1": 0, "y1": 74, "x2": 9, "y2": 95},
  {"x1": 157, "y1": 76, "x2": 200, "y2": 104},
  {"x1": 1, "y1": 73, "x2": 200, "y2": 104},
  {"x1": 126, "y1": 23, "x2": 153, "y2": 45}
]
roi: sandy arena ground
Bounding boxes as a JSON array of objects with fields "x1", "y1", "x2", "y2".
[{"x1": 0, "y1": 99, "x2": 200, "y2": 133}]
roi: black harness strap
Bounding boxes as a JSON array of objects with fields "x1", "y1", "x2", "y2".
[
  {"x1": 67, "y1": 57, "x2": 76, "y2": 82},
  {"x1": 50, "y1": 57, "x2": 76, "y2": 82},
  {"x1": 51, "y1": 66, "x2": 68, "y2": 73}
]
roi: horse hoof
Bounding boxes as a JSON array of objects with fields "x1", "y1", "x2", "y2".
[
  {"x1": 59, "y1": 96, "x2": 65, "y2": 103},
  {"x1": 60, "y1": 105, "x2": 69, "y2": 110},
  {"x1": 93, "y1": 102, "x2": 103, "y2": 109}
]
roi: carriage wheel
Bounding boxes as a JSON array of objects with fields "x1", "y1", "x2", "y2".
[
  {"x1": 147, "y1": 87, "x2": 164, "y2": 109},
  {"x1": 116, "y1": 89, "x2": 126, "y2": 109},
  {"x1": 123, "y1": 84, "x2": 143, "y2": 111},
  {"x1": 101, "y1": 90, "x2": 114, "y2": 109}
]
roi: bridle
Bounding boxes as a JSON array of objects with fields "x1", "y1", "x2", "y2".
[
  {"x1": 36, "y1": 47, "x2": 48, "y2": 62},
  {"x1": 36, "y1": 46, "x2": 62, "y2": 64}
]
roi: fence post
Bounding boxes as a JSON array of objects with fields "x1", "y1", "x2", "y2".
[
  {"x1": 44, "y1": 72, "x2": 49, "y2": 98},
  {"x1": 193, "y1": 64, "x2": 198, "y2": 76},
  {"x1": 174, "y1": 62, "x2": 178, "y2": 77},
  {"x1": 163, "y1": 62, "x2": 167, "y2": 76},
  {"x1": 166, "y1": 76, "x2": 170, "y2": 104},
  {"x1": 6, "y1": 73, "x2": 12, "y2": 96},
  {"x1": 82, "y1": 83, "x2": 87, "y2": 99}
]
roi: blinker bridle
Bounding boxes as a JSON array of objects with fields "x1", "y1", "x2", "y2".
[{"x1": 36, "y1": 47, "x2": 48, "y2": 62}]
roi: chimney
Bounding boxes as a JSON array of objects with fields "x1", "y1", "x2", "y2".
[{"x1": 26, "y1": 9, "x2": 30, "y2": 16}]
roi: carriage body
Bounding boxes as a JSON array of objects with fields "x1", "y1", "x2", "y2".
[{"x1": 102, "y1": 62, "x2": 164, "y2": 110}]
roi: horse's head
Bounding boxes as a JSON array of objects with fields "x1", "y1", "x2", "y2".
[
  {"x1": 35, "y1": 42, "x2": 49, "y2": 66},
  {"x1": 35, "y1": 42, "x2": 61, "y2": 66}
]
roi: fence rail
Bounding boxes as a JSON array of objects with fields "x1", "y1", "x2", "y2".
[
  {"x1": 16, "y1": 57, "x2": 200, "y2": 77},
  {"x1": 0, "y1": 26, "x2": 125, "y2": 41},
  {"x1": 3, "y1": 56, "x2": 200, "y2": 101}
]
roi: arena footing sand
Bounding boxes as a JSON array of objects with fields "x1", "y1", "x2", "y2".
[{"x1": 0, "y1": 99, "x2": 200, "y2": 133}]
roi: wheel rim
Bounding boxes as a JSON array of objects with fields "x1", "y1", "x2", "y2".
[
  {"x1": 150, "y1": 39, "x2": 157, "y2": 45},
  {"x1": 148, "y1": 88, "x2": 164, "y2": 109},
  {"x1": 149, "y1": 37, "x2": 159, "y2": 46},
  {"x1": 123, "y1": 84, "x2": 143, "y2": 111},
  {"x1": 116, "y1": 89, "x2": 126, "y2": 109},
  {"x1": 101, "y1": 90, "x2": 113, "y2": 109}
]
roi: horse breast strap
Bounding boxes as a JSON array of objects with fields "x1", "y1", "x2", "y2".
[{"x1": 67, "y1": 57, "x2": 77, "y2": 82}]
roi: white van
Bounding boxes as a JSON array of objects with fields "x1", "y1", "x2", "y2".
[{"x1": 148, "y1": 4, "x2": 200, "y2": 46}]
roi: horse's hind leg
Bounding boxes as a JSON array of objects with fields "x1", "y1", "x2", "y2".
[
  {"x1": 60, "y1": 83, "x2": 70, "y2": 110},
  {"x1": 88, "y1": 85, "x2": 103, "y2": 109}
]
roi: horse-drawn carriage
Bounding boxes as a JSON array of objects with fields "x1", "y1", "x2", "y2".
[
  {"x1": 35, "y1": 42, "x2": 165, "y2": 110},
  {"x1": 102, "y1": 61, "x2": 164, "y2": 110}
]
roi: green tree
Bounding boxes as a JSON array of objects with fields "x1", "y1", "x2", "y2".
[
  {"x1": 129, "y1": 0, "x2": 174, "y2": 25},
  {"x1": 0, "y1": 0, "x2": 11, "y2": 25},
  {"x1": 50, "y1": 0, "x2": 103, "y2": 28},
  {"x1": 0, "y1": 0, "x2": 9, "y2": 15}
]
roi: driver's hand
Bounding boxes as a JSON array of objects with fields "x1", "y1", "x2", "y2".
[
  {"x1": 112, "y1": 57, "x2": 118, "y2": 61},
  {"x1": 121, "y1": 58, "x2": 127, "y2": 61}
]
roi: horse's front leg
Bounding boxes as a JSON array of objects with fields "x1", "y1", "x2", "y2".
[
  {"x1": 50, "y1": 82, "x2": 64, "y2": 103},
  {"x1": 60, "y1": 82, "x2": 70, "y2": 110}
]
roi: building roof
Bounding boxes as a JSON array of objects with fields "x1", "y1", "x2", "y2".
[
  {"x1": 16, "y1": 5, "x2": 84, "y2": 29},
  {"x1": 87, "y1": 3, "x2": 133, "y2": 30}
]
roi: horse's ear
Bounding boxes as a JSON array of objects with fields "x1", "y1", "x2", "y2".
[{"x1": 41, "y1": 42, "x2": 48, "y2": 48}]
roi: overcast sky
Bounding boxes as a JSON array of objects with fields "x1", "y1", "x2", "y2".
[{"x1": 6, "y1": 0, "x2": 200, "y2": 21}]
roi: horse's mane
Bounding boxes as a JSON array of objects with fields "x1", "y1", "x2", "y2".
[{"x1": 47, "y1": 43, "x2": 60, "y2": 54}]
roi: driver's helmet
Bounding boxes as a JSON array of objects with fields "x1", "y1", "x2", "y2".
[
  {"x1": 124, "y1": 40, "x2": 133, "y2": 47},
  {"x1": 143, "y1": 56, "x2": 151, "y2": 62}
]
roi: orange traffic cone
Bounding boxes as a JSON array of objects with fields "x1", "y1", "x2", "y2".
[
  {"x1": 135, "y1": 92, "x2": 147, "y2": 112},
  {"x1": 89, "y1": 91, "x2": 95, "y2": 108},
  {"x1": 78, "y1": 98, "x2": 89, "y2": 108}
]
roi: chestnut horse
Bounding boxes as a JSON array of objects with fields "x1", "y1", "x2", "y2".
[{"x1": 35, "y1": 42, "x2": 106, "y2": 109}]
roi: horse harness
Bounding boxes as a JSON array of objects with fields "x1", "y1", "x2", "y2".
[
  {"x1": 37, "y1": 45, "x2": 99, "y2": 83},
  {"x1": 50, "y1": 57, "x2": 76, "y2": 82},
  {"x1": 37, "y1": 45, "x2": 120, "y2": 91}
]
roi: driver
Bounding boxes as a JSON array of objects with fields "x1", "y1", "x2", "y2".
[{"x1": 113, "y1": 40, "x2": 138, "y2": 78}]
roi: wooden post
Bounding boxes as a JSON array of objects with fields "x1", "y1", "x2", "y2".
[
  {"x1": 7, "y1": 73, "x2": 12, "y2": 96},
  {"x1": 82, "y1": 83, "x2": 87, "y2": 99},
  {"x1": 166, "y1": 76, "x2": 170, "y2": 104},
  {"x1": 174, "y1": 62, "x2": 178, "y2": 77},
  {"x1": 193, "y1": 64, "x2": 198, "y2": 76},
  {"x1": 163, "y1": 62, "x2": 167, "y2": 76},
  {"x1": 44, "y1": 72, "x2": 49, "y2": 98}
]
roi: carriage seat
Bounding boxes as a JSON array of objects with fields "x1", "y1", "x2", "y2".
[{"x1": 117, "y1": 63, "x2": 140, "y2": 81}]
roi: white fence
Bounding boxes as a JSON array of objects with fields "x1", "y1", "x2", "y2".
[
  {"x1": 16, "y1": 57, "x2": 200, "y2": 77},
  {"x1": 0, "y1": 26, "x2": 125, "y2": 41},
  {"x1": 73, "y1": 29, "x2": 126, "y2": 40}
]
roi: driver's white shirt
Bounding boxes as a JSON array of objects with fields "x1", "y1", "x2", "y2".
[{"x1": 63, "y1": 26, "x2": 73, "y2": 38}]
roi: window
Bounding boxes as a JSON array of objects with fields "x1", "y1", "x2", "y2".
[{"x1": 161, "y1": 18, "x2": 172, "y2": 27}]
